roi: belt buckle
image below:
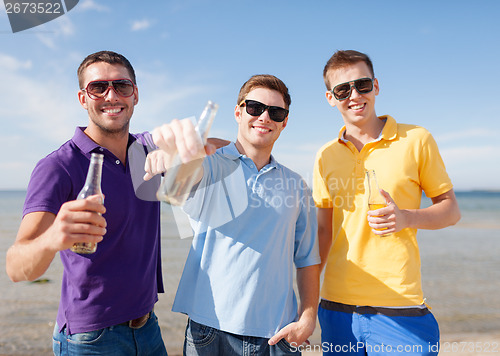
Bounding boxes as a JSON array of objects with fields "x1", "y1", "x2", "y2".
[{"x1": 128, "y1": 312, "x2": 150, "y2": 329}]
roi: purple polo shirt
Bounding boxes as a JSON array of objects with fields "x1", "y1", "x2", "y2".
[{"x1": 23, "y1": 127, "x2": 164, "y2": 334}]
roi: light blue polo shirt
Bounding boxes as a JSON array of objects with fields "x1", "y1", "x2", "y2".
[{"x1": 172, "y1": 143, "x2": 319, "y2": 338}]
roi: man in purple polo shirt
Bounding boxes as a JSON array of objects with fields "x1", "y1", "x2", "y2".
[{"x1": 6, "y1": 51, "x2": 168, "y2": 355}]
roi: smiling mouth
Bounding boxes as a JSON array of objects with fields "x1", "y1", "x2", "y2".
[
  {"x1": 253, "y1": 126, "x2": 271, "y2": 133},
  {"x1": 102, "y1": 107, "x2": 123, "y2": 114},
  {"x1": 349, "y1": 103, "x2": 365, "y2": 110}
]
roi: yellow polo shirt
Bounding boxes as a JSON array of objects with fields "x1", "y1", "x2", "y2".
[{"x1": 313, "y1": 115, "x2": 453, "y2": 306}]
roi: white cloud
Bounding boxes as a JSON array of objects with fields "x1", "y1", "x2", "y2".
[
  {"x1": 131, "y1": 19, "x2": 153, "y2": 31},
  {"x1": 435, "y1": 128, "x2": 500, "y2": 143},
  {"x1": 0, "y1": 54, "x2": 32, "y2": 70},
  {"x1": 36, "y1": 34, "x2": 57, "y2": 49},
  {"x1": 77, "y1": 0, "x2": 109, "y2": 12},
  {"x1": 58, "y1": 15, "x2": 75, "y2": 36},
  {"x1": 0, "y1": 53, "x2": 82, "y2": 189},
  {"x1": 131, "y1": 70, "x2": 214, "y2": 132},
  {"x1": 35, "y1": 16, "x2": 76, "y2": 49},
  {"x1": 0, "y1": 52, "x2": 80, "y2": 143}
]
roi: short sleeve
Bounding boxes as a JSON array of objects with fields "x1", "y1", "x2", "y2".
[
  {"x1": 293, "y1": 178, "x2": 320, "y2": 268},
  {"x1": 313, "y1": 148, "x2": 334, "y2": 208},
  {"x1": 418, "y1": 131, "x2": 453, "y2": 198},
  {"x1": 23, "y1": 154, "x2": 74, "y2": 217}
]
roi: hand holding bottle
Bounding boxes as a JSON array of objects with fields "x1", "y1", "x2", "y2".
[
  {"x1": 145, "y1": 118, "x2": 208, "y2": 180},
  {"x1": 366, "y1": 180, "x2": 408, "y2": 235},
  {"x1": 71, "y1": 153, "x2": 105, "y2": 253},
  {"x1": 48, "y1": 195, "x2": 106, "y2": 253},
  {"x1": 144, "y1": 101, "x2": 218, "y2": 205},
  {"x1": 366, "y1": 169, "x2": 391, "y2": 236}
]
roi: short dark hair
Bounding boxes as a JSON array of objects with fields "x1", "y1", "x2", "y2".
[
  {"x1": 323, "y1": 50, "x2": 374, "y2": 90},
  {"x1": 77, "y1": 51, "x2": 136, "y2": 89},
  {"x1": 237, "y1": 74, "x2": 291, "y2": 109}
]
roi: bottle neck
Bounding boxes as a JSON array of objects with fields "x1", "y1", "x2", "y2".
[
  {"x1": 83, "y1": 154, "x2": 103, "y2": 195},
  {"x1": 366, "y1": 170, "x2": 385, "y2": 205},
  {"x1": 85, "y1": 160, "x2": 102, "y2": 188}
]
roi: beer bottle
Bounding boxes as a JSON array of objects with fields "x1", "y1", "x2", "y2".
[
  {"x1": 70, "y1": 153, "x2": 104, "y2": 254},
  {"x1": 157, "y1": 101, "x2": 218, "y2": 206}
]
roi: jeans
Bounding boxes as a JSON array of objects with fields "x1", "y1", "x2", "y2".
[
  {"x1": 52, "y1": 312, "x2": 168, "y2": 356},
  {"x1": 183, "y1": 318, "x2": 300, "y2": 356}
]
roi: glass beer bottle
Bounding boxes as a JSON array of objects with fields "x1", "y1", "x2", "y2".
[
  {"x1": 366, "y1": 169, "x2": 386, "y2": 211},
  {"x1": 366, "y1": 169, "x2": 389, "y2": 234},
  {"x1": 70, "y1": 153, "x2": 104, "y2": 254},
  {"x1": 156, "y1": 101, "x2": 218, "y2": 206}
]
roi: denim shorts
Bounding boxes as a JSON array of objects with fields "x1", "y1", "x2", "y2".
[
  {"x1": 318, "y1": 302, "x2": 440, "y2": 355},
  {"x1": 184, "y1": 318, "x2": 300, "y2": 356},
  {"x1": 52, "y1": 312, "x2": 168, "y2": 356}
]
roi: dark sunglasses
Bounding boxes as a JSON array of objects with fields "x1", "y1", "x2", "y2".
[
  {"x1": 330, "y1": 77, "x2": 374, "y2": 101},
  {"x1": 239, "y1": 99, "x2": 288, "y2": 122},
  {"x1": 83, "y1": 79, "x2": 135, "y2": 99}
]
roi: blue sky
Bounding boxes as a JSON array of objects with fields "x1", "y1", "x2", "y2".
[{"x1": 1, "y1": 0, "x2": 499, "y2": 191}]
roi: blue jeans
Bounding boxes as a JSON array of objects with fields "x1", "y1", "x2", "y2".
[
  {"x1": 318, "y1": 304, "x2": 440, "y2": 355},
  {"x1": 52, "y1": 312, "x2": 168, "y2": 356},
  {"x1": 184, "y1": 319, "x2": 300, "y2": 356}
]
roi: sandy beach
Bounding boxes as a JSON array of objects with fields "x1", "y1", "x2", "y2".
[{"x1": 1, "y1": 240, "x2": 500, "y2": 356}]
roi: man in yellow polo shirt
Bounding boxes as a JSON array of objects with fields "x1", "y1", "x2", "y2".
[{"x1": 313, "y1": 50, "x2": 461, "y2": 355}]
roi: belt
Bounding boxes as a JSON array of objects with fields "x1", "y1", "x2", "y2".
[
  {"x1": 320, "y1": 299, "x2": 431, "y2": 317},
  {"x1": 119, "y1": 311, "x2": 152, "y2": 329}
]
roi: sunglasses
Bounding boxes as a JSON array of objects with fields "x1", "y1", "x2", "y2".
[
  {"x1": 330, "y1": 77, "x2": 374, "y2": 101},
  {"x1": 83, "y1": 79, "x2": 135, "y2": 99},
  {"x1": 239, "y1": 99, "x2": 288, "y2": 122}
]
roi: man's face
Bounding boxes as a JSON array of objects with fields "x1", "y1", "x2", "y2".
[
  {"x1": 235, "y1": 87, "x2": 288, "y2": 151},
  {"x1": 325, "y1": 61, "x2": 379, "y2": 127},
  {"x1": 78, "y1": 62, "x2": 138, "y2": 135}
]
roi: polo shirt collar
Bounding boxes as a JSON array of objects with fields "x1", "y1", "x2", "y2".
[
  {"x1": 72, "y1": 126, "x2": 137, "y2": 155},
  {"x1": 73, "y1": 127, "x2": 101, "y2": 154},
  {"x1": 219, "y1": 142, "x2": 278, "y2": 169},
  {"x1": 337, "y1": 115, "x2": 398, "y2": 143},
  {"x1": 379, "y1": 115, "x2": 397, "y2": 141},
  {"x1": 219, "y1": 142, "x2": 242, "y2": 161}
]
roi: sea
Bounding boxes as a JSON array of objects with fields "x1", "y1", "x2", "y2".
[{"x1": 0, "y1": 190, "x2": 499, "y2": 355}]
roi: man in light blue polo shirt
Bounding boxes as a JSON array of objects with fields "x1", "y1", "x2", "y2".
[{"x1": 147, "y1": 74, "x2": 320, "y2": 355}]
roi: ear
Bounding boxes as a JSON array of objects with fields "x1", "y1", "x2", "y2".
[
  {"x1": 133, "y1": 86, "x2": 139, "y2": 105},
  {"x1": 281, "y1": 115, "x2": 288, "y2": 129},
  {"x1": 373, "y1": 78, "x2": 380, "y2": 97},
  {"x1": 78, "y1": 90, "x2": 88, "y2": 110},
  {"x1": 234, "y1": 104, "x2": 242, "y2": 124},
  {"x1": 325, "y1": 90, "x2": 337, "y2": 108}
]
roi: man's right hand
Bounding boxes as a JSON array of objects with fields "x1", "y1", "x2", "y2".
[
  {"x1": 143, "y1": 118, "x2": 219, "y2": 181},
  {"x1": 48, "y1": 194, "x2": 107, "y2": 252}
]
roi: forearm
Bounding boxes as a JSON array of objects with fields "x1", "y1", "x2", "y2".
[
  {"x1": 6, "y1": 233, "x2": 56, "y2": 282},
  {"x1": 296, "y1": 264, "x2": 320, "y2": 326},
  {"x1": 317, "y1": 208, "x2": 333, "y2": 271},
  {"x1": 268, "y1": 264, "x2": 320, "y2": 346},
  {"x1": 8, "y1": 212, "x2": 60, "y2": 282},
  {"x1": 318, "y1": 228, "x2": 332, "y2": 272},
  {"x1": 404, "y1": 190, "x2": 461, "y2": 230}
]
